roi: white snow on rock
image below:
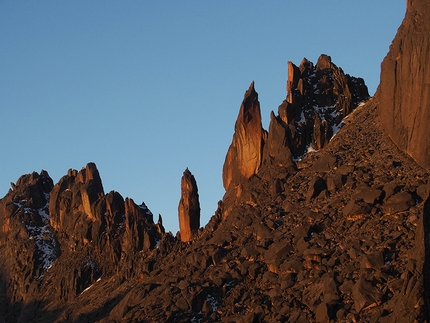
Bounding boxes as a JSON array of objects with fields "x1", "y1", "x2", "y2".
[
  {"x1": 20, "y1": 194, "x2": 58, "y2": 276},
  {"x1": 206, "y1": 294, "x2": 219, "y2": 311},
  {"x1": 293, "y1": 144, "x2": 318, "y2": 162},
  {"x1": 139, "y1": 203, "x2": 153, "y2": 216}
]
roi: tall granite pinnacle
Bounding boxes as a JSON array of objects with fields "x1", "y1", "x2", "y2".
[
  {"x1": 178, "y1": 168, "x2": 200, "y2": 242},
  {"x1": 222, "y1": 81, "x2": 266, "y2": 192}
]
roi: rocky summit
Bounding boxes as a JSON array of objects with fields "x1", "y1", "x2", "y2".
[{"x1": 1, "y1": 1, "x2": 430, "y2": 322}]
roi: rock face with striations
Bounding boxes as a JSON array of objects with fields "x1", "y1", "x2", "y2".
[
  {"x1": 178, "y1": 168, "x2": 200, "y2": 242},
  {"x1": 222, "y1": 81, "x2": 266, "y2": 192},
  {"x1": 378, "y1": 0, "x2": 430, "y2": 170}
]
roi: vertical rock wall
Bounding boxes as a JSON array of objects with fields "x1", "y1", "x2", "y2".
[{"x1": 378, "y1": 0, "x2": 430, "y2": 169}]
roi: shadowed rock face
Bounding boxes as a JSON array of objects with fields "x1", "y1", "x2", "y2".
[
  {"x1": 178, "y1": 168, "x2": 200, "y2": 242},
  {"x1": 0, "y1": 163, "x2": 166, "y2": 320},
  {"x1": 378, "y1": 0, "x2": 430, "y2": 169}
]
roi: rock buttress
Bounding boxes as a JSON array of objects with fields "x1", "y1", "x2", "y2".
[
  {"x1": 178, "y1": 168, "x2": 200, "y2": 242},
  {"x1": 377, "y1": 0, "x2": 430, "y2": 169}
]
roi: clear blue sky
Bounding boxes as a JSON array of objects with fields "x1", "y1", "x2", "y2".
[{"x1": 0, "y1": 1, "x2": 405, "y2": 233}]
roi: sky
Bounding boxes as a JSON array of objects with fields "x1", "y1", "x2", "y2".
[{"x1": 0, "y1": 1, "x2": 406, "y2": 234}]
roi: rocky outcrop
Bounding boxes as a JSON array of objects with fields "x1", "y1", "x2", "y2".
[
  {"x1": 377, "y1": 0, "x2": 430, "y2": 170},
  {"x1": 48, "y1": 163, "x2": 161, "y2": 261},
  {"x1": 178, "y1": 168, "x2": 200, "y2": 242},
  {"x1": 0, "y1": 171, "x2": 56, "y2": 308},
  {"x1": 0, "y1": 163, "x2": 166, "y2": 321},
  {"x1": 281, "y1": 54, "x2": 369, "y2": 157},
  {"x1": 262, "y1": 111, "x2": 296, "y2": 171},
  {"x1": 82, "y1": 101, "x2": 428, "y2": 323},
  {"x1": 222, "y1": 57, "x2": 369, "y2": 211}
]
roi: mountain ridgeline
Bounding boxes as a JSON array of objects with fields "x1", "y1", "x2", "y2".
[{"x1": 1, "y1": 1, "x2": 430, "y2": 322}]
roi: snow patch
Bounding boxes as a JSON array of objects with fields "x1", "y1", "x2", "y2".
[
  {"x1": 206, "y1": 294, "x2": 219, "y2": 310},
  {"x1": 16, "y1": 191, "x2": 58, "y2": 276},
  {"x1": 26, "y1": 223, "x2": 57, "y2": 273},
  {"x1": 293, "y1": 144, "x2": 318, "y2": 162},
  {"x1": 38, "y1": 208, "x2": 49, "y2": 224},
  {"x1": 139, "y1": 203, "x2": 153, "y2": 216},
  {"x1": 298, "y1": 111, "x2": 306, "y2": 124},
  {"x1": 190, "y1": 316, "x2": 204, "y2": 323},
  {"x1": 331, "y1": 122, "x2": 343, "y2": 140}
]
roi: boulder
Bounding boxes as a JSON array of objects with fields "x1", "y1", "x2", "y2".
[
  {"x1": 383, "y1": 191, "x2": 416, "y2": 214},
  {"x1": 352, "y1": 276, "x2": 383, "y2": 312}
]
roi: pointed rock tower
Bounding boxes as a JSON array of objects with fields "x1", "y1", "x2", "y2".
[
  {"x1": 178, "y1": 168, "x2": 200, "y2": 242},
  {"x1": 222, "y1": 81, "x2": 266, "y2": 192}
]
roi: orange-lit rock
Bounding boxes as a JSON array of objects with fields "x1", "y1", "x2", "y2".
[
  {"x1": 222, "y1": 81, "x2": 266, "y2": 191},
  {"x1": 178, "y1": 168, "x2": 200, "y2": 242},
  {"x1": 377, "y1": 0, "x2": 430, "y2": 169}
]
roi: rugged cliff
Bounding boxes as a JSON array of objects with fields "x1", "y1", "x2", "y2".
[{"x1": 378, "y1": 0, "x2": 430, "y2": 169}]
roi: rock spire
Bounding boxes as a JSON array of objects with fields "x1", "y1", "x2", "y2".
[
  {"x1": 178, "y1": 168, "x2": 200, "y2": 242},
  {"x1": 222, "y1": 81, "x2": 266, "y2": 192}
]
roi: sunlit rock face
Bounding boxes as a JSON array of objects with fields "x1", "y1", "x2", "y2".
[
  {"x1": 49, "y1": 162, "x2": 104, "y2": 232},
  {"x1": 222, "y1": 57, "x2": 369, "y2": 206},
  {"x1": 178, "y1": 168, "x2": 200, "y2": 242},
  {"x1": 222, "y1": 81, "x2": 266, "y2": 192},
  {"x1": 378, "y1": 0, "x2": 430, "y2": 169}
]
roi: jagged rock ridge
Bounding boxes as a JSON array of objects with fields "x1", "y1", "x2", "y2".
[
  {"x1": 0, "y1": 163, "x2": 168, "y2": 322},
  {"x1": 281, "y1": 54, "x2": 369, "y2": 157},
  {"x1": 222, "y1": 55, "x2": 369, "y2": 215}
]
